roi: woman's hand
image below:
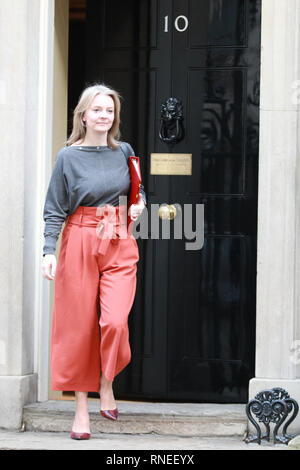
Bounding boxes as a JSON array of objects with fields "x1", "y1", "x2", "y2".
[
  {"x1": 42, "y1": 254, "x2": 57, "y2": 280},
  {"x1": 128, "y1": 195, "x2": 146, "y2": 221}
]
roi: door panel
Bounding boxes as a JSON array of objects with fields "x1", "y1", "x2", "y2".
[
  {"x1": 166, "y1": 0, "x2": 259, "y2": 402},
  {"x1": 84, "y1": 0, "x2": 261, "y2": 402}
]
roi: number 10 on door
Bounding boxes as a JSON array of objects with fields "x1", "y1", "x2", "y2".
[{"x1": 164, "y1": 15, "x2": 189, "y2": 33}]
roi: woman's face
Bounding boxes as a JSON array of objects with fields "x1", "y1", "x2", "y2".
[{"x1": 83, "y1": 93, "x2": 115, "y2": 134}]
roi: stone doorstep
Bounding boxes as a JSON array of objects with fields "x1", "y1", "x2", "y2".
[{"x1": 22, "y1": 400, "x2": 247, "y2": 438}]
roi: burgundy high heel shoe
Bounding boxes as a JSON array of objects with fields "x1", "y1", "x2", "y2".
[
  {"x1": 70, "y1": 430, "x2": 91, "y2": 440},
  {"x1": 100, "y1": 408, "x2": 119, "y2": 421}
]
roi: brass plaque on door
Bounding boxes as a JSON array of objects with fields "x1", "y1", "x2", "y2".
[{"x1": 150, "y1": 153, "x2": 192, "y2": 175}]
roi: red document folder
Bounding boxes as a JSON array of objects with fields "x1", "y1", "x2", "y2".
[{"x1": 127, "y1": 155, "x2": 142, "y2": 233}]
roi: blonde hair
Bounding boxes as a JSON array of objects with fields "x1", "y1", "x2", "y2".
[{"x1": 65, "y1": 83, "x2": 122, "y2": 149}]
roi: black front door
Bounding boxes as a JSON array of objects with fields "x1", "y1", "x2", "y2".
[{"x1": 81, "y1": 0, "x2": 261, "y2": 403}]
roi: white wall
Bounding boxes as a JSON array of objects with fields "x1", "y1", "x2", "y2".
[
  {"x1": 0, "y1": 0, "x2": 55, "y2": 429},
  {"x1": 249, "y1": 0, "x2": 300, "y2": 434}
]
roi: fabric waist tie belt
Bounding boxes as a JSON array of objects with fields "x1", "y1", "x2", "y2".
[{"x1": 66, "y1": 205, "x2": 130, "y2": 256}]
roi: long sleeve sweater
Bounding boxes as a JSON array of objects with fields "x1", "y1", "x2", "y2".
[{"x1": 42, "y1": 141, "x2": 146, "y2": 256}]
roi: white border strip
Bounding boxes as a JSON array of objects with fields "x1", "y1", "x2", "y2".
[{"x1": 34, "y1": 0, "x2": 55, "y2": 401}]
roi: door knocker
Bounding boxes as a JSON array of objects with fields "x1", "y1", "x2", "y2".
[{"x1": 159, "y1": 97, "x2": 185, "y2": 144}]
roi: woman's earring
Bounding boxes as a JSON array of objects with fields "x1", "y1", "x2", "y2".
[{"x1": 81, "y1": 118, "x2": 86, "y2": 127}]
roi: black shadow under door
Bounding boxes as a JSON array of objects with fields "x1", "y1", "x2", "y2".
[{"x1": 85, "y1": 0, "x2": 261, "y2": 403}]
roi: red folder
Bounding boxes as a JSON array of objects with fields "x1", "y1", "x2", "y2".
[{"x1": 127, "y1": 155, "x2": 142, "y2": 233}]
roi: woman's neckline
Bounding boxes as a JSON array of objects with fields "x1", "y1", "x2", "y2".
[{"x1": 70, "y1": 145, "x2": 110, "y2": 150}]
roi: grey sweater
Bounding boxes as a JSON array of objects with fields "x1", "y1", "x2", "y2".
[{"x1": 43, "y1": 142, "x2": 146, "y2": 256}]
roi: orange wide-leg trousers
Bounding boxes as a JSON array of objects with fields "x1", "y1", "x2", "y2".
[{"x1": 50, "y1": 205, "x2": 139, "y2": 392}]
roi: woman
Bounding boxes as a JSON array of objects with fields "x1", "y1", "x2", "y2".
[{"x1": 41, "y1": 83, "x2": 146, "y2": 440}]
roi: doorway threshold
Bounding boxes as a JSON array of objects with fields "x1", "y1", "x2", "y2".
[{"x1": 23, "y1": 400, "x2": 247, "y2": 437}]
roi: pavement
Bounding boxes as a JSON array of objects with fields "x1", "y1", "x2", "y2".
[
  {"x1": 0, "y1": 429, "x2": 290, "y2": 451},
  {"x1": 1, "y1": 399, "x2": 296, "y2": 451}
]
